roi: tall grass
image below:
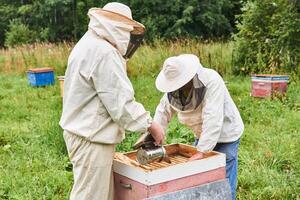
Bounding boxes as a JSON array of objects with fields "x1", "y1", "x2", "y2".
[
  {"x1": 0, "y1": 40, "x2": 233, "y2": 77},
  {"x1": 128, "y1": 40, "x2": 233, "y2": 77},
  {"x1": 0, "y1": 42, "x2": 72, "y2": 75}
]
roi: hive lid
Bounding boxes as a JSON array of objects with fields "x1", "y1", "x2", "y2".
[
  {"x1": 27, "y1": 67, "x2": 54, "y2": 73},
  {"x1": 251, "y1": 74, "x2": 289, "y2": 81}
]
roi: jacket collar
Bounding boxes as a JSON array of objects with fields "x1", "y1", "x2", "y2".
[{"x1": 196, "y1": 64, "x2": 208, "y2": 87}]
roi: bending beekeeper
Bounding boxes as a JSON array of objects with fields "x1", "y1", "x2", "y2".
[
  {"x1": 154, "y1": 54, "x2": 244, "y2": 200},
  {"x1": 59, "y1": 2, "x2": 164, "y2": 200}
]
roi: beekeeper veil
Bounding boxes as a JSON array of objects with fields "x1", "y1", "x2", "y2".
[{"x1": 88, "y1": 2, "x2": 145, "y2": 59}]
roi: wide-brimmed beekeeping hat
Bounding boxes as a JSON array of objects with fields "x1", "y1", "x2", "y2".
[
  {"x1": 90, "y1": 2, "x2": 145, "y2": 35},
  {"x1": 156, "y1": 54, "x2": 201, "y2": 93}
]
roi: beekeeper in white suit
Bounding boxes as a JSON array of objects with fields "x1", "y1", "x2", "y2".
[
  {"x1": 154, "y1": 54, "x2": 244, "y2": 200},
  {"x1": 59, "y1": 2, "x2": 164, "y2": 200}
]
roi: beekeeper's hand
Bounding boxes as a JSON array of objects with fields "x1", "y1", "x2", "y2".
[
  {"x1": 148, "y1": 121, "x2": 164, "y2": 145},
  {"x1": 188, "y1": 152, "x2": 204, "y2": 161}
]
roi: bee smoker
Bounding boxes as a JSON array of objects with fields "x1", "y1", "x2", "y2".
[
  {"x1": 136, "y1": 146, "x2": 167, "y2": 165},
  {"x1": 133, "y1": 132, "x2": 171, "y2": 165}
]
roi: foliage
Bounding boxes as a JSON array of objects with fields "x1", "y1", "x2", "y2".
[
  {"x1": 0, "y1": 3, "x2": 15, "y2": 47},
  {"x1": 233, "y1": 0, "x2": 300, "y2": 75},
  {"x1": 0, "y1": 0, "x2": 243, "y2": 46},
  {"x1": 4, "y1": 19, "x2": 37, "y2": 47},
  {"x1": 128, "y1": 0, "x2": 243, "y2": 40}
]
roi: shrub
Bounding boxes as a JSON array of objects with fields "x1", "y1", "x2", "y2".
[
  {"x1": 233, "y1": 0, "x2": 300, "y2": 75},
  {"x1": 5, "y1": 19, "x2": 37, "y2": 47}
]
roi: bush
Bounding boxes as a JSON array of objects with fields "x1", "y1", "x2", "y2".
[
  {"x1": 0, "y1": 4, "x2": 15, "y2": 47},
  {"x1": 233, "y1": 0, "x2": 300, "y2": 75},
  {"x1": 5, "y1": 19, "x2": 37, "y2": 47}
]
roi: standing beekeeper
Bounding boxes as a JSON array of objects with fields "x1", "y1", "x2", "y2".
[
  {"x1": 59, "y1": 2, "x2": 164, "y2": 200},
  {"x1": 153, "y1": 54, "x2": 244, "y2": 200}
]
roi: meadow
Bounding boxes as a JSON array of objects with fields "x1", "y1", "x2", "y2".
[{"x1": 0, "y1": 42, "x2": 299, "y2": 200}]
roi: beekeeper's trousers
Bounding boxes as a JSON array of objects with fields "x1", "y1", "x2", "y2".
[{"x1": 63, "y1": 131, "x2": 115, "y2": 200}]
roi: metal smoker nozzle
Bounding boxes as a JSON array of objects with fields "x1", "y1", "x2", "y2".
[{"x1": 133, "y1": 131, "x2": 156, "y2": 149}]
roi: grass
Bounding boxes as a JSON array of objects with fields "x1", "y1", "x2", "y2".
[
  {"x1": 0, "y1": 40, "x2": 233, "y2": 77},
  {"x1": 0, "y1": 76, "x2": 71, "y2": 200},
  {"x1": 0, "y1": 43, "x2": 71, "y2": 76},
  {"x1": 0, "y1": 74, "x2": 299, "y2": 200},
  {"x1": 0, "y1": 42, "x2": 300, "y2": 199}
]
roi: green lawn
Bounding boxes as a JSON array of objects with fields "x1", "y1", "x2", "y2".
[{"x1": 0, "y1": 74, "x2": 299, "y2": 200}]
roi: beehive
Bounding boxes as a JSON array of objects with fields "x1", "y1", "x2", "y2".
[
  {"x1": 113, "y1": 143, "x2": 226, "y2": 200},
  {"x1": 251, "y1": 74, "x2": 289, "y2": 98},
  {"x1": 27, "y1": 67, "x2": 54, "y2": 87}
]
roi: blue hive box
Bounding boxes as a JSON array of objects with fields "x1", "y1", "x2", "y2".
[{"x1": 27, "y1": 67, "x2": 55, "y2": 87}]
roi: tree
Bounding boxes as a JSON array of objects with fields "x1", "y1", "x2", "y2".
[
  {"x1": 0, "y1": 2, "x2": 18, "y2": 46},
  {"x1": 0, "y1": 0, "x2": 244, "y2": 46},
  {"x1": 130, "y1": 0, "x2": 243, "y2": 40}
]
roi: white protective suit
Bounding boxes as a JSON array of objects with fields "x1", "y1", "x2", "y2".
[
  {"x1": 154, "y1": 65, "x2": 244, "y2": 153},
  {"x1": 60, "y1": 9, "x2": 151, "y2": 144},
  {"x1": 59, "y1": 7, "x2": 151, "y2": 200}
]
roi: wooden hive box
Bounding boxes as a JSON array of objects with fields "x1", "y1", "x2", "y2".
[
  {"x1": 251, "y1": 74, "x2": 289, "y2": 98},
  {"x1": 27, "y1": 67, "x2": 55, "y2": 87},
  {"x1": 113, "y1": 143, "x2": 226, "y2": 200}
]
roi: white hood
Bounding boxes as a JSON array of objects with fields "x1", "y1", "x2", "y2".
[{"x1": 87, "y1": 8, "x2": 133, "y2": 55}]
